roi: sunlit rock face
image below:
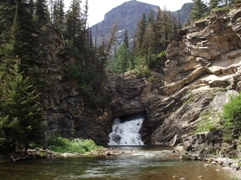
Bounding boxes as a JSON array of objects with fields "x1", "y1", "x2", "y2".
[
  {"x1": 106, "y1": 6, "x2": 241, "y2": 146},
  {"x1": 151, "y1": 7, "x2": 241, "y2": 145}
]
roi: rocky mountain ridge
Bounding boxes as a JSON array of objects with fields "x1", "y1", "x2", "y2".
[{"x1": 90, "y1": 1, "x2": 192, "y2": 49}]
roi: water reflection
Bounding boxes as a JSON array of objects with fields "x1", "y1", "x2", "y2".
[{"x1": 0, "y1": 146, "x2": 232, "y2": 180}]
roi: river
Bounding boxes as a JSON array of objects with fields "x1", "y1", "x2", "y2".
[{"x1": 0, "y1": 146, "x2": 234, "y2": 180}]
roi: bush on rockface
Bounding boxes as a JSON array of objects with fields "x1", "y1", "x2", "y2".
[
  {"x1": 194, "y1": 111, "x2": 218, "y2": 134},
  {"x1": 221, "y1": 92, "x2": 241, "y2": 141}
]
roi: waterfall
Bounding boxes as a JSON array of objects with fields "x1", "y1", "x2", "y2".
[{"x1": 108, "y1": 117, "x2": 144, "y2": 145}]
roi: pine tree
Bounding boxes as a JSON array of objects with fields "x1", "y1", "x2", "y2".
[
  {"x1": 52, "y1": 0, "x2": 65, "y2": 29},
  {"x1": 148, "y1": 9, "x2": 155, "y2": 24},
  {"x1": 0, "y1": 1, "x2": 45, "y2": 153},
  {"x1": 89, "y1": 28, "x2": 93, "y2": 48},
  {"x1": 0, "y1": 0, "x2": 41, "y2": 78},
  {"x1": 0, "y1": 0, "x2": 15, "y2": 59},
  {"x1": 106, "y1": 21, "x2": 118, "y2": 56},
  {"x1": 29, "y1": 0, "x2": 34, "y2": 16},
  {"x1": 65, "y1": 0, "x2": 81, "y2": 42},
  {"x1": 156, "y1": 8, "x2": 173, "y2": 50},
  {"x1": 136, "y1": 12, "x2": 147, "y2": 53},
  {"x1": 35, "y1": 0, "x2": 50, "y2": 26},
  {"x1": 177, "y1": 11, "x2": 182, "y2": 30},
  {"x1": 141, "y1": 23, "x2": 155, "y2": 62},
  {"x1": 209, "y1": 0, "x2": 220, "y2": 9},
  {"x1": 82, "y1": 0, "x2": 88, "y2": 29},
  {"x1": 106, "y1": 44, "x2": 134, "y2": 74},
  {"x1": 155, "y1": 7, "x2": 164, "y2": 51},
  {"x1": 0, "y1": 58, "x2": 45, "y2": 153},
  {"x1": 172, "y1": 16, "x2": 179, "y2": 40},
  {"x1": 123, "y1": 28, "x2": 129, "y2": 48},
  {"x1": 190, "y1": 0, "x2": 208, "y2": 21}
]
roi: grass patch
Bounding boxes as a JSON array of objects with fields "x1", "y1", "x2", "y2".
[
  {"x1": 47, "y1": 135, "x2": 103, "y2": 154},
  {"x1": 210, "y1": 6, "x2": 230, "y2": 14},
  {"x1": 185, "y1": 91, "x2": 194, "y2": 104},
  {"x1": 148, "y1": 75, "x2": 155, "y2": 83},
  {"x1": 194, "y1": 112, "x2": 217, "y2": 134}
]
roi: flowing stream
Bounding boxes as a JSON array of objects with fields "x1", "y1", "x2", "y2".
[
  {"x1": 0, "y1": 117, "x2": 238, "y2": 179},
  {"x1": 0, "y1": 146, "x2": 234, "y2": 180}
]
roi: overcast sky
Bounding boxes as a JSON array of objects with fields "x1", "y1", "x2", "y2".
[{"x1": 64, "y1": 0, "x2": 192, "y2": 26}]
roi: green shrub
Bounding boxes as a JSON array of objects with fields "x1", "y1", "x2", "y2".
[
  {"x1": 221, "y1": 93, "x2": 241, "y2": 141},
  {"x1": 47, "y1": 135, "x2": 102, "y2": 154},
  {"x1": 105, "y1": 44, "x2": 134, "y2": 74},
  {"x1": 133, "y1": 56, "x2": 150, "y2": 78},
  {"x1": 194, "y1": 112, "x2": 217, "y2": 134},
  {"x1": 64, "y1": 64, "x2": 82, "y2": 79},
  {"x1": 185, "y1": 91, "x2": 194, "y2": 104},
  {"x1": 157, "y1": 50, "x2": 166, "y2": 58},
  {"x1": 210, "y1": 6, "x2": 230, "y2": 14},
  {"x1": 148, "y1": 75, "x2": 155, "y2": 83}
]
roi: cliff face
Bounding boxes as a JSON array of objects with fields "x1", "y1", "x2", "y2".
[
  {"x1": 151, "y1": 6, "x2": 241, "y2": 146},
  {"x1": 40, "y1": 27, "x2": 112, "y2": 145},
  {"x1": 41, "y1": 5, "x2": 241, "y2": 149},
  {"x1": 106, "y1": 5, "x2": 241, "y2": 146}
]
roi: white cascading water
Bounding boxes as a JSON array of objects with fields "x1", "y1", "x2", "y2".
[{"x1": 108, "y1": 117, "x2": 144, "y2": 145}]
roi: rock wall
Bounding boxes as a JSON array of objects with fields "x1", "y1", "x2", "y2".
[
  {"x1": 40, "y1": 27, "x2": 112, "y2": 146},
  {"x1": 151, "y1": 7, "x2": 241, "y2": 145}
]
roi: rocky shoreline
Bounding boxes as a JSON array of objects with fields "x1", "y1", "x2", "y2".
[{"x1": 173, "y1": 132, "x2": 241, "y2": 180}]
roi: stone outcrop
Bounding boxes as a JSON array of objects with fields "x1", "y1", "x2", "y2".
[
  {"x1": 106, "y1": 71, "x2": 146, "y2": 118},
  {"x1": 150, "y1": 6, "x2": 241, "y2": 146}
]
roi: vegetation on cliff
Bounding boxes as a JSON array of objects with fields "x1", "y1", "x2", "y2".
[
  {"x1": 106, "y1": 7, "x2": 174, "y2": 77},
  {"x1": 190, "y1": 0, "x2": 238, "y2": 21},
  {"x1": 222, "y1": 92, "x2": 241, "y2": 141},
  {"x1": 0, "y1": 0, "x2": 108, "y2": 155},
  {"x1": 107, "y1": 0, "x2": 240, "y2": 77}
]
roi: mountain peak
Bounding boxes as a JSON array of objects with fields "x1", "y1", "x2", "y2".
[
  {"x1": 92, "y1": 1, "x2": 159, "y2": 35},
  {"x1": 91, "y1": 1, "x2": 192, "y2": 51}
]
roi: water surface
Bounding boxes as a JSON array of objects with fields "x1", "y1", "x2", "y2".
[{"x1": 0, "y1": 146, "x2": 233, "y2": 180}]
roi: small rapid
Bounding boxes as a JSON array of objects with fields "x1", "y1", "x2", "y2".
[{"x1": 108, "y1": 118, "x2": 144, "y2": 145}]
